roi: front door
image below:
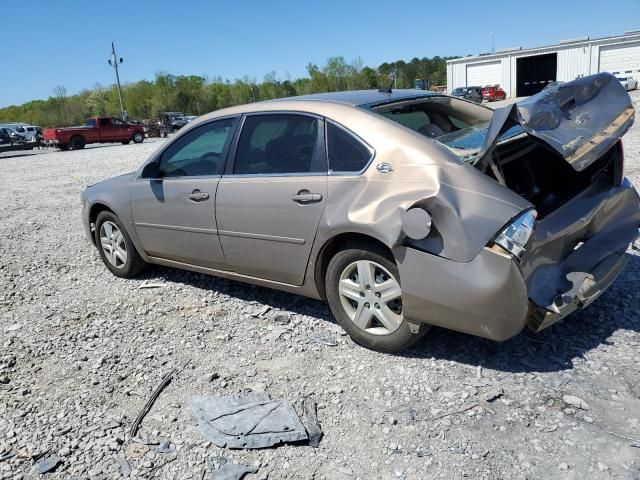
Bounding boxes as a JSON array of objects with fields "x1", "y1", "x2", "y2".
[
  {"x1": 130, "y1": 117, "x2": 237, "y2": 269},
  {"x1": 216, "y1": 113, "x2": 328, "y2": 285}
]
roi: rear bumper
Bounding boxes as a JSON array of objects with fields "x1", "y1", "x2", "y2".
[
  {"x1": 397, "y1": 245, "x2": 530, "y2": 341},
  {"x1": 397, "y1": 178, "x2": 640, "y2": 341}
]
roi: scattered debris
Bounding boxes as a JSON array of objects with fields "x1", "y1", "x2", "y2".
[
  {"x1": 482, "y1": 386, "x2": 504, "y2": 402},
  {"x1": 608, "y1": 431, "x2": 640, "y2": 448},
  {"x1": 117, "y1": 457, "x2": 132, "y2": 477},
  {"x1": 0, "y1": 449, "x2": 15, "y2": 462},
  {"x1": 137, "y1": 279, "x2": 166, "y2": 290},
  {"x1": 301, "y1": 396, "x2": 323, "y2": 448},
  {"x1": 264, "y1": 326, "x2": 288, "y2": 342},
  {"x1": 562, "y1": 394, "x2": 589, "y2": 410},
  {"x1": 125, "y1": 442, "x2": 149, "y2": 459},
  {"x1": 33, "y1": 454, "x2": 61, "y2": 475},
  {"x1": 210, "y1": 462, "x2": 258, "y2": 480},
  {"x1": 130, "y1": 368, "x2": 176, "y2": 437},
  {"x1": 308, "y1": 332, "x2": 338, "y2": 347},
  {"x1": 427, "y1": 402, "x2": 493, "y2": 422},
  {"x1": 250, "y1": 305, "x2": 271, "y2": 318},
  {"x1": 156, "y1": 439, "x2": 175, "y2": 453},
  {"x1": 190, "y1": 393, "x2": 308, "y2": 448}
]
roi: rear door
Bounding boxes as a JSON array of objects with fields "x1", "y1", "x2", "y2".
[
  {"x1": 130, "y1": 117, "x2": 237, "y2": 268},
  {"x1": 109, "y1": 118, "x2": 132, "y2": 141},
  {"x1": 215, "y1": 113, "x2": 328, "y2": 285},
  {"x1": 98, "y1": 118, "x2": 118, "y2": 141}
]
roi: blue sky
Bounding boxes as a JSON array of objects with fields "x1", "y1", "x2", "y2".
[{"x1": 2, "y1": 0, "x2": 639, "y2": 107}]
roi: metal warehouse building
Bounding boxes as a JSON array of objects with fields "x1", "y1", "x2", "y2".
[{"x1": 447, "y1": 30, "x2": 640, "y2": 98}]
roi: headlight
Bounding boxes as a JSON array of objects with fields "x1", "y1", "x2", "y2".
[{"x1": 491, "y1": 209, "x2": 537, "y2": 259}]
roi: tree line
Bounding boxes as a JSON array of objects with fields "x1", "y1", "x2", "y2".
[{"x1": 0, "y1": 55, "x2": 455, "y2": 127}]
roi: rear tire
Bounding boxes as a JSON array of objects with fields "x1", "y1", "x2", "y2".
[
  {"x1": 70, "y1": 136, "x2": 85, "y2": 150},
  {"x1": 59, "y1": 144, "x2": 69, "y2": 151},
  {"x1": 325, "y1": 245, "x2": 428, "y2": 352},
  {"x1": 121, "y1": 140, "x2": 131, "y2": 145},
  {"x1": 132, "y1": 132, "x2": 144, "y2": 144},
  {"x1": 94, "y1": 211, "x2": 146, "y2": 278}
]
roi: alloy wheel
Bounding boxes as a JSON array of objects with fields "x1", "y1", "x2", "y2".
[
  {"x1": 338, "y1": 260, "x2": 403, "y2": 335},
  {"x1": 99, "y1": 221, "x2": 127, "y2": 268}
]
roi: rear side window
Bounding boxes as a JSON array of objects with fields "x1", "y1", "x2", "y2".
[
  {"x1": 86, "y1": 119, "x2": 98, "y2": 127},
  {"x1": 326, "y1": 122, "x2": 372, "y2": 173},
  {"x1": 233, "y1": 114, "x2": 325, "y2": 175}
]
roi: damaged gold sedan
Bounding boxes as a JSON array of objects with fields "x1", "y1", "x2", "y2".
[{"x1": 82, "y1": 72, "x2": 640, "y2": 352}]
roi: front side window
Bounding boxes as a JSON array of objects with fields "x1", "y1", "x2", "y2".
[
  {"x1": 86, "y1": 119, "x2": 98, "y2": 127},
  {"x1": 233, "y1": 114, "x2": 324, "y2": 175},
  {"x1": 158, "y1": 118, "x2": 235, "y2": 177},
  {"x1": 326, "y1": 122, "x2": 372, "y2": 173}
]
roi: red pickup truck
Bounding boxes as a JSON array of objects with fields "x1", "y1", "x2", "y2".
[{"x1": 43, "y1": 117, "x2": 145, "y2": 150}]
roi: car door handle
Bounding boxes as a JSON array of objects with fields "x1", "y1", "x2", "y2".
[
  {"x1": 292, "y1": 190, "x2": 323, "y2": 204},
  {"x1": 188, "y1": 190, "x2": 210, "y2": 202}
]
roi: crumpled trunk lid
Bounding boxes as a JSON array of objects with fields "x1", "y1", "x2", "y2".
[{"x1": 477, "y1": 72, "x2": 635, "y2": 172}]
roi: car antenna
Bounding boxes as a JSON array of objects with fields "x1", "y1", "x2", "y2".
[{"x1": 378, "y1": 68, "x2": 396, "y2": 93}]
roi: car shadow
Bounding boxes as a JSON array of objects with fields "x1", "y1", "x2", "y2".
[{"x1": 140, "y1": 251, "x2": 640, "y2": 374}]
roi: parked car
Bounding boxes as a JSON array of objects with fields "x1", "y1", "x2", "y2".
[
  {"x1": 43, "y1": 117, "x2": 145, "y2": 150},
  {"x1": 0, "y1": 123, "x2": 28, "y2": 141},
  {"x1": 0, "y1": 127, "x2": 21, "y2": 144},
  {"x1": 14, "y1": 124, "x2": 40, "y2": 141},
  {"x1": 451, "y1": 86, "x2": 483, "y2": 103},
  {"x1": 82, "y1": 73, "x2": 639, "y2": 352},
  {"x1": 482, "y1": 85, "x2": 506, "y2": 101},
  {"x1": 159, "y1": 112, "x2": 189, "y2": 131},
  {"x1": 616, "y1": 76, "x2": 638, "y2": 91}
]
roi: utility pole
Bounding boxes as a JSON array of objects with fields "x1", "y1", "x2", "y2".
[
  {"x1": 491, "y1": 32, "x2": 495, "y2": 54},
  {"x1": 108, "y1": 42, "x2": 126, "y2": 120}
]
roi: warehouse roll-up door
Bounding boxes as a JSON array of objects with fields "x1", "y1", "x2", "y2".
[
  {"x1": 516, "y1": 53, "x2": 557, "y2": 97},
  {"x1": 466, "y1": 61, "x2": 501, "y2": 86},
  {"x1": 599, "y1": 42, "x2": 640, "y2": 75}
]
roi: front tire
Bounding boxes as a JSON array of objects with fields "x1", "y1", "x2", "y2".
[
  {"x1": 94, "y1": 211, "x2": 146, "y2": 278},
  {"x1": 132, "y1": 132, "x2": 144, "y2": 144},
  {"x1": 325, "y1": 246, "x2": 428, "y2": 352}
]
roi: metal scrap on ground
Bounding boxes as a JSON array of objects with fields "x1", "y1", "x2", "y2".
[
  {"x1": 129, "y1": 368, "x2": 176, "y2": 437},
  {"x1": 210, "y1": 462, "x2": 258, "y2": 480},
  {"x1": 190, "y1": 393, "x2": 311, "y2": 449},
  {"x1": 33, "y1": 454, "x2": 61, "y2": 475},
  {"x1": 301, "y1": 397, "x2": 323, "y2": 448}
]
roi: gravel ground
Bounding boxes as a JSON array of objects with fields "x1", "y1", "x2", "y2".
[{"x1": 1, "y1": 91, "x2": 640, "y2": 480}]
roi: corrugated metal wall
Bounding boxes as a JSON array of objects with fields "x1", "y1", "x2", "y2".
[{"x1": 447, "y1": 34, "x2": 640, "y2": 98}]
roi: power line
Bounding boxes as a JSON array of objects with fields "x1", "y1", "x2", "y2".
[{"x1": 108, "y1": 42, "x2": 126, "y2": 120}]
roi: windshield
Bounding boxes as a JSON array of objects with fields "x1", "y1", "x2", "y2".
[
  {"x1": 371, "y1": 96, "x2": 524, "y2": 163},
  {"x1": 452, "y1": 88, "x2": 464, "y2": 94},
  {"x1": 616, "y1": 77, "x2": 628, "y2": 81}
]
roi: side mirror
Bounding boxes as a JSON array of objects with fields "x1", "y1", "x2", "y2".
[{"x1": 141, "y1": 160, "x2": 161, "y2": 179}]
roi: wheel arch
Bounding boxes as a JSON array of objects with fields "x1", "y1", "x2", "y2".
[
  {"x1": 313, "y1": 232, "x2": 395, "y2": 300},
  {"x1": 88, "y1": 202, "x2": 115, "y2": 246}
]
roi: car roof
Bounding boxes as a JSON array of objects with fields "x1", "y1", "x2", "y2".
[{"x1": 279, "y1": 89, "x2": 439, "y2": 107}]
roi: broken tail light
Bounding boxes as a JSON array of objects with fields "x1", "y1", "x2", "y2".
[{"x1": 490, "y1": 209, "x2": 537, "y2": 260}]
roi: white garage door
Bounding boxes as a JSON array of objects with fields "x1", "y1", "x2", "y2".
[
  {"x1": 466, "y1": 61, "x2": 502, "y2": 86},
  {"x1": 599, "y1": 42, "x2": 640, "y2": 75}
]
